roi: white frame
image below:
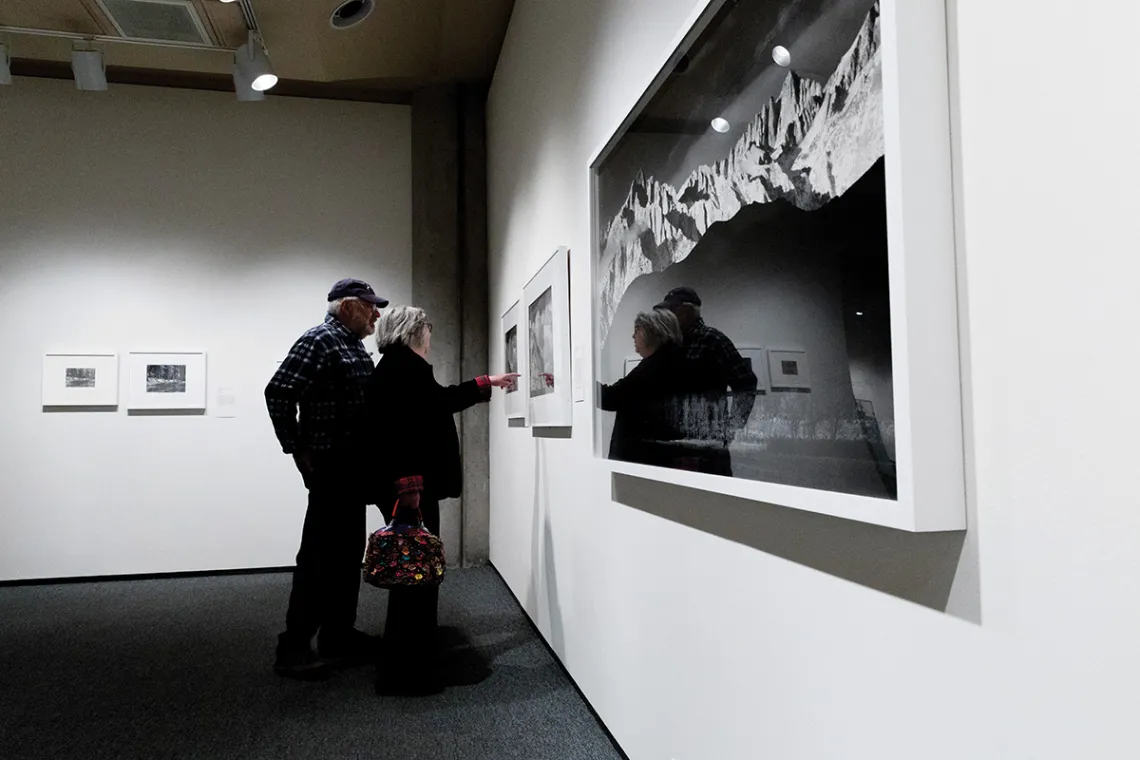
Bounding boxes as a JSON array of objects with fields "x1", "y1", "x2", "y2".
[
  {"x1": 42, "y1": 352, "x2": 119, "y2": 408},
  {"x1": 587, "y1": 0, "x2": 963, "y2": 532},
  {"x1": 767, "y1": 350, "x2": 810, "y2": 393},
  {"x1": 501, "y1": 300, "x2": 528, "y2": 422},
  {"x1": 524, "y1": 246, "x2": 573, "y2": 428},
  {"x1": 127, "y1": 351, "x2": 208, "y2": 411}
]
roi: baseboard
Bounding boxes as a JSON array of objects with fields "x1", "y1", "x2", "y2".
[
  {"x1": 0, "y1": 565, "x2": 295, "y2": 588},
  {"x1": 487, "y1": 562, "x2": 631, "y2": 760}
]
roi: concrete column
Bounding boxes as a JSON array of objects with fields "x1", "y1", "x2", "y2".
[
  {"x1": 459, "y1": 87, "x2": 491, "y2": 566},
  {"x1": 410, "y1": 84, "x2": 490, "y2": 567}
]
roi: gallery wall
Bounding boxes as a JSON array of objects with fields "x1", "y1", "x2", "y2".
[
  {"x1": 487, "y1": 1, "x2": 1140, "y2": 759},
  {"x1": 0, "y1": 78, "x2": 411, "y2": 581}
]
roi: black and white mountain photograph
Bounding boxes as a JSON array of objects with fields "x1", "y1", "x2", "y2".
[
  {"x1": 529, "y1": 287, "x2": 555, "y2": 398},
  {"x1": 65, "y1": 367, "x2": 96, "y2": 389},
  {"x1": 146, "y1": 364, "x2": 187, "y2": 394},
  {"x1": 505, "y1": 325, "x2": 519, "y2": 393},
  {"x1": 593, "y1": 0, "x2": 897, "y2": 500}
]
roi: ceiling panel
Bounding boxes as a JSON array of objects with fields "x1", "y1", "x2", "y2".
[{"x1": 1, "y1": 0, "x2": 517, "y2": 96}]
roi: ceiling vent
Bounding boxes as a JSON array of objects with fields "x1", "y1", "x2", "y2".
[{"x1": 97, "y1": 0, "x2": 211, "y2": 45}]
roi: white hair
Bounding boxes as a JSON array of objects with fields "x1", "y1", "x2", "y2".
[
  {"x1": 636, "y1": 309, "x2": 683, "y2": 349},
  {"x1": 327, "y1": 296, "x2": 367, "y2": 317},
  {"x1": 374, "y1": 305, "x2": 430, "y2": 351}
]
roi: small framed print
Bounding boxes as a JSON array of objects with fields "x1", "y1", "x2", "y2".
[
  {"x1": 501, "y1": 300, "x2": 527, "y2": 421},
  {"x1": 127, "y1": 351, "x2": 207, "y2": 411},
  {"x1": 42, "y1": 353, "x2": 119, "y2": 409},
  {"x1": 767, "y1": 350, "x2": 810, "y2": 392}
]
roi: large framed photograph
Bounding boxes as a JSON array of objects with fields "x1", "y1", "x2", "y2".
[
  {"x1": 589, "y1": 0, "x2": 963, "y2": 531},
  {"x1": 524, "y1": 247, "x2": 572, "y2": 428},
  {"x1": 42, "y1": 353, "x2": 119, "y2": 409},
  {"x1": 127, "y1": 351, "x2": 207, "y2": 412},
  {"x1": 501, "y1": 300, "x2": 527, "y2": 422}
]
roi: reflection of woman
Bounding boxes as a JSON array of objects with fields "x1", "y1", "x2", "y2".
[
  {"x1": 599, "y1": 309, "x2": 695, "y2": 466},
  {"x1": 363, "y1": 306, "x2": 516, "y2": 696}
]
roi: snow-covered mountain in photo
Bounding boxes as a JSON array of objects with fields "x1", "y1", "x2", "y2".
[{"x1": 597, "y1": 1, "x2": 884, "y2": 341}]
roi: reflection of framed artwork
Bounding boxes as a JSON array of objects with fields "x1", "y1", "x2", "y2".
[
  {"x1": 42, "y1": 353, "x2": 119, "y2": 409},
  {"x1": 501, "y1": 300, "x2": 527, "y2": 421},
  {"x1": 127, "y1": 351, "x2": 207, "y2": 411},
  {"x1": 524, "y1": 246, "x2": 572, "y2": 428},
  {"x1": 587, "y1": 0, "x2": 964, "y2": 532},
  {"x1": 768, "y1": 350, "x2": 810, "y2": 392},
  {"x1": 737, "y1": 347, "x2": 768, "y2": 393}
]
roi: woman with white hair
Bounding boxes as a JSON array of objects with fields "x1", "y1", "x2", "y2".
[
  {"x1": 599, "y1": 308, "x2": 700, "y2": 466},
  {"x1": 363, "y1": 305, "x2": 516, "y2": 696}
]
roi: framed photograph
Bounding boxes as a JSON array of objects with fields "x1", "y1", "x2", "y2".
[
  {"x1": 501, "y1": 300, "x2": 527, "y2": 421},
  {"x1": 42, "y1": 353, "x2": 119, "y2": 409},
  {"x1": 524, "y1": 246, "x2": 572, "y2": 427},
  {"x1": 768, "y1": 350, "x2": 810, "y2": 392},
  {"x1": 127, "y1": 351, "x2": 207, "y2": 411},
  {"x1": 588, "y1": 0, "x2": 963, "y2": 531}
]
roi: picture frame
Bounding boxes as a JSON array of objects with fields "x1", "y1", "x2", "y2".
[
  {"x1": 501, "y1": 300, "x2": 527, "y2": 422},
  {"x1": 41, "y1": 352, "x2": 119, "y2": 409},
  {"x1": 767, "y1": 350, "x2": 810, "y2": 393},
  {"x1": 587, "y1": 0, "x2": 964, "y2": 532},
  {"x1": 127, "y1": 351, "x2": 208, "y2": 412},
  {"x1": 524, "y1": 246, "x2": 572, "y2": 428}
]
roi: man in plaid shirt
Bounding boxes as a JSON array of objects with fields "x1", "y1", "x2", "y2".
[
  {"x1": 657, "y1": 286, "x2": 758, "y2": 475},
  {"x1": 265, "y1": 277, "x2": 387, "y2": 680}
]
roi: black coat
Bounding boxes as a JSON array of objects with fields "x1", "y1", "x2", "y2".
[
  {"x1": 363, "y1": 344, "x2": 490, "y2": 505},
  {"x1": 599, "y1": 343, "x2": 700, "y2": 466}
]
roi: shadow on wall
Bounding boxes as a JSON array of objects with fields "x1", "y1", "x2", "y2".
[
  {"x1": 528, "y1": 440, "x2": 567, "y2": 656},
  {"x1": 612, "y1": 473, "x2": 969, "y2": 616}
]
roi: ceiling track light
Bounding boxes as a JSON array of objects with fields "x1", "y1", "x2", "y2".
[
  {"x1": 232, "y1": 61, "x2": 264, "y2": 101},
  {"x1": 232, "y1": 29, "x2": 277, "y2": 99},
  {"x1": 71, "y1": 47, "x2": 108, "y2": 91},
  {"x1": 0, "y1": 43, "x2": 11, "y2": 86}
]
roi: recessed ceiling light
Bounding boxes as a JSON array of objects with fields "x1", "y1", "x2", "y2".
[
  {"x1": 220, "y1": 0, "x2": 238, "y2": 4},
  {"x1": 772, "y1": 45, "x2": 791, "y2": 67},
  {"x1": 331, "y1": 0, "x2": 375, "y2": 29},
  {"x1": 710, "y1": 117, "x2": 730, "y2": 133},
  {"x1": 855, "y1": 311, "x2": 864, "y2": 316}
]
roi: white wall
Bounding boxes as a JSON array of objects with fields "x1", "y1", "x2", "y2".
[
  {"x1": 0, "y1": 78, "x2": 411, "y2": 581},
  {"x1": 487, "y1": 1, "x2": 1140, "y2": 759}
]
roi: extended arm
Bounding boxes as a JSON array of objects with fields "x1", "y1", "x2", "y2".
[{"x1": 439, "y1": 376, "x2": 493, "y2": 414}]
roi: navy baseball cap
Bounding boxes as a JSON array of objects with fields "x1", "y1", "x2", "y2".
[
  {"x1": 656, "y1": 286, "x2": 701, "y2": 309},
  {"x1": 327, "y1": 278, "x2": 388, "y2": 307}
]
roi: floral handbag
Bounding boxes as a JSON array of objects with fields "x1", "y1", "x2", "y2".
[{"x1": 362, "y1": 502, "x2": 446, "y2": 589}]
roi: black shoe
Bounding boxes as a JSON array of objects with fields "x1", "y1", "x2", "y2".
[
  {"x1": 319, "y1": 628, "x2": 380, "y2": 669},
  {"x1": 274, "y1": 645, "x2": 331, "y2": 681}
]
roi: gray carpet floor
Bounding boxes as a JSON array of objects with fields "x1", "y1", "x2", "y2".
[{"x1": 0, "y1": 567, "x2": 623, "y2": 760}]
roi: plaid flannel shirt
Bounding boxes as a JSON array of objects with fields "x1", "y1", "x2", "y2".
[
  {"x1": 265, "y1": 314, "x2": 374, "y2": 455},
  {"x1": 684, "y1": 319, "x2": 758, "y2": 436},
  {"x1": 394, "y1": 375, "x2": 492, "y2": 496}
]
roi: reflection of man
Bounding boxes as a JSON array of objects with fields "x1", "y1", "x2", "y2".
[
  {"x1": 265, "y1": 278, "x2": 388, "y2": 680},
  {"x1": 657, "y1": 286, "x2": 758, "y2": 473}
]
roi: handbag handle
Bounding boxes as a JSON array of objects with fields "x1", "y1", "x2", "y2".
[{"x1": 389, "y1": 498, "x2": 426, "y2": 528}]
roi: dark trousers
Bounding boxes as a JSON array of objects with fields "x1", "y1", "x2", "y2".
[
  {"x1": 280, "y1": 455, "x2": 367, "y2": 651},
  {"x1": 381, "y1": 496, "x2": 441, "y2": 668}
]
